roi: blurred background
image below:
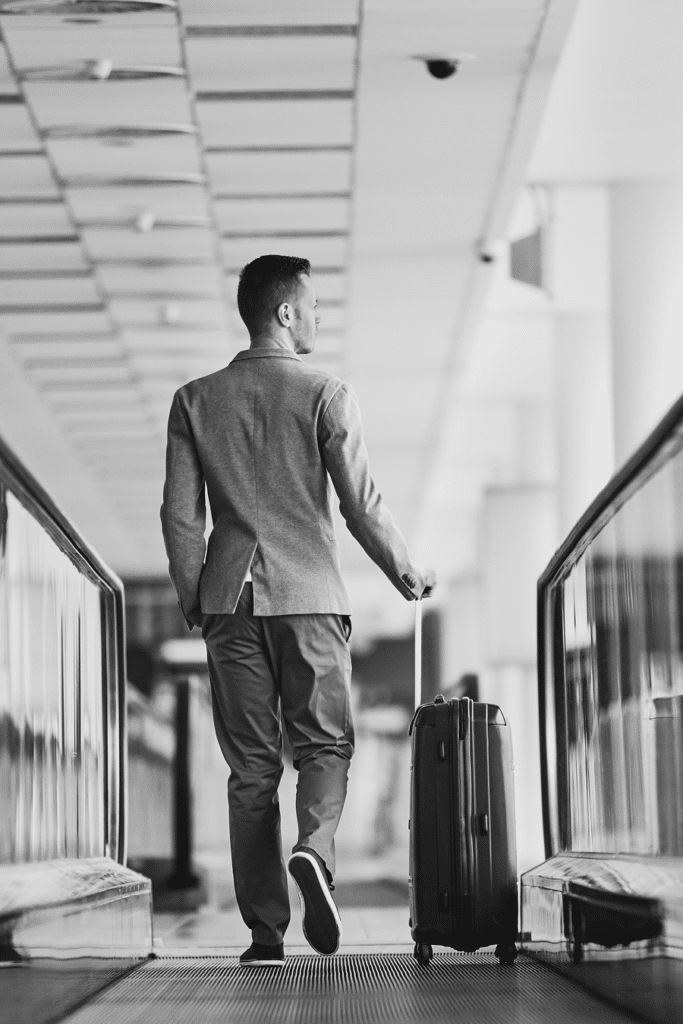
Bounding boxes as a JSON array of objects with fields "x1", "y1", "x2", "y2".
[{"x1": 2, "y1": 0, "x2": 683, "y2": 929}]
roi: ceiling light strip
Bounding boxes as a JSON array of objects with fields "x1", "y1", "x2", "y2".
[
  {"x1": 206, "y1": 145, "x2": 352, "y2": 154},
  {"x1": 62, "y1": 175, "x2": 206, "y2": 189},
  {"x1": 0, "y1": 302, "x2": 104, "y2": 313},
  {"x1": 221, "y1": 230, "x2": 348, "y2": 239},
  {"x1": 0, "y1": 269, "x2": 92, "y2": 279},
  {"x1": 0, "y1": 197, "x2": 63, "y2": 206},
  {"x1": 0, "y1": 235, "x2": 79, "y2": 244},
  {"x1": 212, "y1": 191, "x2": 350, "y2": 201},
  {"x1": 186, "y1": 25, "x2": 357, "y2": 38},
  {"x1": 197, "y1": 90, "x2": 354, "y2": 102}
]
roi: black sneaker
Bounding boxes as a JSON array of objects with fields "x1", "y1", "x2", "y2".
[
  {"x1": 239, "y1": 942, "x2": 285, "y2": 967},
  {"x1": 288, "y1": 849, "x2": 342, "y2": 956}
]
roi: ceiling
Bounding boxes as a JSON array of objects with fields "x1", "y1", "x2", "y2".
[{"x1": 0, "y1": 0, "x2": 577, "y2": 640}]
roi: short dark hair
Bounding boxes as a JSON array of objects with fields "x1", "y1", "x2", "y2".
[{"x1": 237, "y1": 254, "x2": 311, "y2": 334}]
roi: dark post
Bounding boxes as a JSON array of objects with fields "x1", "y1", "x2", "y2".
[{"x1": 168, "y1": 678, "x2": 200, "y2": 890}]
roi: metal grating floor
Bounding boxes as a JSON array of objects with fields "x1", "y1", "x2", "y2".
[{"x1": 62, "y1": 953, "x2": 638, "y2": 1024}]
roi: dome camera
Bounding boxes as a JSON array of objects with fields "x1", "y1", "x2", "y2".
[{"x1": 425, "y1": 58, "x2": 458, "y2": 79}]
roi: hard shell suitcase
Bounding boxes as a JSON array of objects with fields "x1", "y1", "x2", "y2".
[{"x1": 408, "y1": 599, "x2": 518, "y2": 966}]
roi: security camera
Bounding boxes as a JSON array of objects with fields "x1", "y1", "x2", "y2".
[{"x1": 425, "y1": 58, "x2": 457, "y2": 79}]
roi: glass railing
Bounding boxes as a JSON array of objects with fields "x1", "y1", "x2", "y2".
[
  {"x1": 538, "y1": 393, "x2": 683, "y2": 861},
  {"x1": 0, "y1": 435, "x2": 126, "y2": 867}
]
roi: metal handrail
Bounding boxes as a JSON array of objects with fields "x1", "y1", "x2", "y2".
[
  {"x1": 0, "y1": 431, "x2": 127, "y2": 865},
  {"x1": 537, "y1": 391, "x2": 683, "y2": 857}
]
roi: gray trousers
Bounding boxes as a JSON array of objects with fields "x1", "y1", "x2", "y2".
[{"x1": 202, "y1": 584, "x2": 354, "y2": 946}]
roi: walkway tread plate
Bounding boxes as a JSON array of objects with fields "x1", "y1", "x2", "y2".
[{"x1": 63, "y1": 953, "x2": 637, "y2": 1024}]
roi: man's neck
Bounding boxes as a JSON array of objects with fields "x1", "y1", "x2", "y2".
[{"x1": 249, "y1": 329, "x2": 294, "y2": 352}]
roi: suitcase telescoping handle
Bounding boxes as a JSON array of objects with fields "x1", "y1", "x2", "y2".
[{"x1": 414, "y1": 597, "x2": 422, "y2": 711}]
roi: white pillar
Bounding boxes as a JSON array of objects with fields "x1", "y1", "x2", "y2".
[
  {"x1": 611, "y1": 181, "x2": 683, "y2": 466},
  {"x1": 555, "y1": 312, "x2": 614, "y2": 535},
  {"x1": 550, "y1": 185, "x2": 615, "y2": 536}
]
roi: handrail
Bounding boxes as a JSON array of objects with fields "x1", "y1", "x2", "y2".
[
  {"x1": 537, "y1": 391, "x2": 683, "y2": 857},
  {"x1": 0, "y1": 431, "x2": 127, "y2": 865}
]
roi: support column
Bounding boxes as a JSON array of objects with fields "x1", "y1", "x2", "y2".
[
  {"x1": 611, "y1": 181, "x2": 683, "y2": 465},
  {"x1": 555, "y1": 312, "x2": 614, "y2": 535},
  {"x1": 550, "y1": 185, "x2": 614, "y2": 536}
]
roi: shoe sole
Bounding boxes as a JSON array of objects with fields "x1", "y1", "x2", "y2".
[
  {"x1": 239, "y1": 959, "x2": 285, "y2": 968},
  {"x1": 288, "y1": 852, "x2": 342, "y2": 956}
]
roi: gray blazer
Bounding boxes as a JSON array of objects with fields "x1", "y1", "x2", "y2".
[{"x1": 160, "y1": 348, "x2": 418, "y2": 627}]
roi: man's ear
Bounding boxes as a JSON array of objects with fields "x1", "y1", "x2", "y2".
[{"x1": 277, "y1": 301, "x2": 292, "y2": 328}]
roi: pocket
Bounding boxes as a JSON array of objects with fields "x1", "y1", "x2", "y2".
[{"x1": 342, "y1": 614, "x2": 352, "y2": 643}]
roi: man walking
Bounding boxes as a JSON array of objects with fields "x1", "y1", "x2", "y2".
[{"x1": 160, "y1": 254, "x2": 437, "y2": 966}]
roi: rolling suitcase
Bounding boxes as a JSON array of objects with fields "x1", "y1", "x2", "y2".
[{"x1": 408, "y1": 598, "x2": 518, "y2": 966}]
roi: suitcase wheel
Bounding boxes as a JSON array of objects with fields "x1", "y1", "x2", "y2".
[
  {"x1": 413, "y1": 942, "x2": 433, "y2": 966},
  {"x1": 495, "y1": 942, "x2": 517, "y2": 965}
]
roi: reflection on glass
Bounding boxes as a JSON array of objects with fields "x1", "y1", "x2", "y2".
[
  {"x1": 551, "y1": 450, "x2": 683, "y2": 856},
  {"x1": 0, "y1": 487, "x2": 105, "y2": 863}
]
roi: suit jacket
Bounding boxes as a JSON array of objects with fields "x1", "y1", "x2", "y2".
[{"x1": 160, "y1": 347, "x2": 418, "y2": 627}]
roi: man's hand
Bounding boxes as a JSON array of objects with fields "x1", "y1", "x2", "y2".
[
  {"x1": 419, "y1": 568, "x2": 439, "y2": 598},
  {"x1": 402, "y1": 568, "x2": 439, "y2": 599}
]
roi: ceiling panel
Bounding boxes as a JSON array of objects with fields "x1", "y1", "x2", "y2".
[
  {"x1": 130, "y1": 353, "x2": 227, "y2": 376},
  {"x1": 0, "y1": 106, "x2": 41, "y2": 152},
  {"x1": 66, "y1": 184, "x2": 211, "y2": 223},
  {"x1": 97, "y1": 264, "x2": 223, "y2": 296},
  {"x1": 47, "y1": 135, "x2": 202, "y2": 180},
  {"x1": 109, "y1": 297, "x2": 228, "y2": 327},
  {"x1": 29, "y1": 362, "x2": 132, "y2": 383},
  {"x1": 0, "y1": 13, "x2": 178, "y2": 31},
  {"x1": 83, "y1": 226, "x2": 216, "y2": 261},
  {"x1": 185, "y1": 35, "x2": 356, "y2": 92},
  {"x1": 4, "y1": 25, "x2": 182, "y2": 69},
  {"x1": 196, "y1": 98, "x2": 353, "y2": 148},
  {"x1": 10, "y1": 338, "x2": 123, "y2": 361},
  {"x1": 0, "y1": 201, "x2": 73, "y2": 237},
  {"x1": 220, "y1": 235, "x2": 346, "y2": 271},
  {"x1": 24, "y1": 80, "x2": 194, "y2": 130},
  {"x1": 56, "y1": 408, "x2": 151, "y2": 423},
  {"x1": 180, "y1": 0, "x2": 359, "y2": 27},
  {"x1": 215, "y1": 196, "x2": 349, "y2": 233},
  {"x1": 0, "y1": 242, "x2": 87, "y2": 272},
  {"x1": 0, "y1": 310, "x2": 111, "y2": 334},
  {"x1": 0, "y1": 154, "x2": 58, "y2": 199},
  {"x1": 0, "y1": 276, "x2": 99, "y2": 305},
  {"x1": 207, "y1": 150, "x2": 351, "y2": 195},
  {"x1": 122, "y1": 328, "x2": 229, "y2": 353}
]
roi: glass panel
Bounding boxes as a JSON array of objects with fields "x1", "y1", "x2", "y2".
[
  {"x1": 548, "y1": 435, "x2": 683, "y2": 856},
  {"x1": 0, "y1": 488, "x2": 106, "y2": 863}
]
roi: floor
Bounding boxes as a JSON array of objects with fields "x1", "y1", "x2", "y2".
[{"x1": 153, "y1": 877, "x2": 413, "y2": 958}]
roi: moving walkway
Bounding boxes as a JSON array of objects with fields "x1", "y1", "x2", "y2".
[{"x1": 4, "y1": 390, "x2": 683, "y2": 1022}]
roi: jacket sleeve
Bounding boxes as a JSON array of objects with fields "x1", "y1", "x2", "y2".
[
  {"x1": 319, "y1": 382, "x2": 420, "y2": 600},
  {"x1": 160, "y1": 389, "x2": 206, "y2": 629}
]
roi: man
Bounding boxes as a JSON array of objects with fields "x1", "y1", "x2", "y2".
[{"x1": 160, "y1": 254, "x2": 437, "y2": 967}]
